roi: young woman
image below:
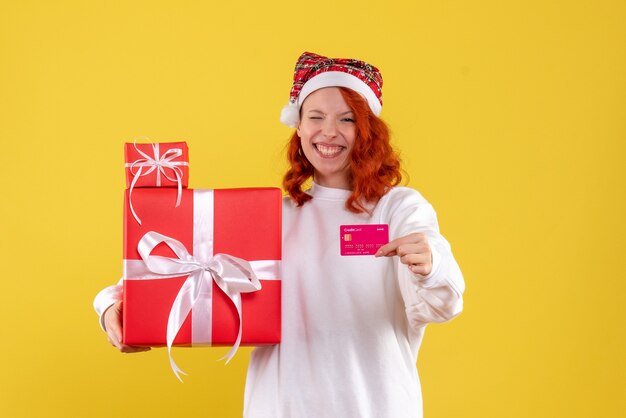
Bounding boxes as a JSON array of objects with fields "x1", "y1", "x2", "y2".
[{"x1": 94, "y1": 52, "x2": 465, "y2": 418}]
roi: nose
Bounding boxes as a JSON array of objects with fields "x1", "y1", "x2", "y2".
[{"x1": 322, "y1": 119, "x2": 338, "y2": 138}]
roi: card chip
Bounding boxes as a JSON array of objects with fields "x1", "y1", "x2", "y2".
[{"x1": 344, "y1": 234, "x2": 352, "y2": 241}]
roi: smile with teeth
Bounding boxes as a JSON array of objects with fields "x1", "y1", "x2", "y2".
[{"x1": 314, "y1": 143, "x2": 345, "y2": 158}]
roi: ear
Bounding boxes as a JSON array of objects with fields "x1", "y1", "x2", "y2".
[{"x1": 296, "y1": 122, "x2": 301, "y2": 137}]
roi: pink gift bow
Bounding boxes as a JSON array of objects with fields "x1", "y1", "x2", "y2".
[
  {"x1": 125, "y1": 141, "x2": 189, "y2": 225},
  {"x1": 134, "y1": 230, "x2": 263, "y2": 381}
]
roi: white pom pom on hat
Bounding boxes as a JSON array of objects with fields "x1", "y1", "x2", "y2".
[
  {"x1": 280, "y1": 101, "x2": 300, "y2": 128},
  {"x1": 279, "y1": 52, "x2": 384, "y2": 128}
]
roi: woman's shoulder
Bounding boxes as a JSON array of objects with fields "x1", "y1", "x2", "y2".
[
  {"x1": 282, "y1": 194, "x2": 301, "y2": 213},
  {"x1": 373, "y1": 186, "x2": 436, "y2": 220},
  {"x1": 380, "y1": 186, "x2": 430, "y2": 207},
  {"x1": 282, "y1": 194, "x2": 297, "y2": 205},
  {"x1": 375, "y1": 186, "x2": 440, "y2": 232}
]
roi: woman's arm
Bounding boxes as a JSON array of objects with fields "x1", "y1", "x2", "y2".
[
  {"x1": 377, "y1": 188, "x2": 465, "y2": 330},
  {"x1": 94, "y1": 280, "x2": 150, "y2": 353}
]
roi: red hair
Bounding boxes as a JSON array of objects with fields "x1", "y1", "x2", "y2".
[{"x1": 282, "y1": 87, "x2": 402, "y2": 213}]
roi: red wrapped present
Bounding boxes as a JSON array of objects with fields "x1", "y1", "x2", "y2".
[
  {"x1": 124, "y1": 141, "x2": 190, "y2": 225},
  {"x1": 122, "y1": 187, "x2": 281, "y2": 379},
  {"x1": 124, "y1": 141, "x2": 189, "y2": 189}
]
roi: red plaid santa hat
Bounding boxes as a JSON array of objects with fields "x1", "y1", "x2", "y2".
[{"x1": 280, "y1": 52, "x2": 384, "y2": 128}]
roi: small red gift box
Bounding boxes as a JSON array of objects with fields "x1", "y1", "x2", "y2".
[
  {"x1": 124, "y1": 141, "x2": 189, "y2": 189},
  {"x1": 122, "y1": 187, "x2": 282, "y2": 362}
]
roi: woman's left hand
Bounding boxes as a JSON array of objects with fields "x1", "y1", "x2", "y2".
[{"x1": 375, "y1": 232, "x2": 433, "y2": 276}]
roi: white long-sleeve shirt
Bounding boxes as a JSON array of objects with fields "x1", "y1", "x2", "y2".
[{"x1": 94, "y1": 183, "x2": 464, "y2": 418}]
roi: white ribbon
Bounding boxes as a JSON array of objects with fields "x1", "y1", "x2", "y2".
[
  {"x1": 134, "y1": 231, "x2": 263, "y2": 381},
  {"x1": 125, "y1": 141, "x2": 189, "y2": 225}
]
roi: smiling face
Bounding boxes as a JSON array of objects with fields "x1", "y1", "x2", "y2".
[{"x1": 297, "y1": 87, "x2": 357, "y2": 189}]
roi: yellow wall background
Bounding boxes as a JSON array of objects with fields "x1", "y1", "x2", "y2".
[{"x1": 1, "y1": 0, "x2": 624, "y2": 417}]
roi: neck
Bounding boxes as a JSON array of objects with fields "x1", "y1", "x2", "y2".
[{"x1": 313, "y1": 173, "x2": 352, "y2": 190}]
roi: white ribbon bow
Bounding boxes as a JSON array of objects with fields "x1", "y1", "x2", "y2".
[
  {"x1": 137, "y1": 231, "x2": 262, "y2": 381},
  {"x1": 126, "y1": 141, "x2": 189, "y2": 224}
]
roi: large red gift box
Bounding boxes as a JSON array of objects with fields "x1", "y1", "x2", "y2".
[
  {"x1": 122, "y1": 187, "x2": 281, "y2": 348},
  {"x1": 124, "y1": 141, "x2": 189, "y2": 189}
]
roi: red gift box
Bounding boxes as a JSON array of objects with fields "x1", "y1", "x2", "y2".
[
  {"x1": 122, "y1": 187, "x2": 282, "y2": 358},
  {"x1": 124, "y1": 141, "x2": 189, "y2": 189}
]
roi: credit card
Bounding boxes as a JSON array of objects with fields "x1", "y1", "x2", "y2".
[{"x1": 340, "y1": 224, "x2": 389, "y2": 256}]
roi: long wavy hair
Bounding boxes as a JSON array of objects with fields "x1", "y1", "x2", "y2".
[{"x1": 282, "y1": 87, "x2": 403, "y2": 213}]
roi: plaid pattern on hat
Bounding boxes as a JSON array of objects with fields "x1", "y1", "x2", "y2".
[
  {"x1": 290, "y1": 52, "x2": 383, "y2": 107},
  {"x1": 280, "y1": 51, "x2": 384, "y2": 128}
]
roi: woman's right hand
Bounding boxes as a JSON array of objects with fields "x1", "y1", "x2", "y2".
[{"x1": 103, "y1": 300, "x2": 151, "y2": 353}]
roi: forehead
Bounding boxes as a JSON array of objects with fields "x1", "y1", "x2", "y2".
[{"x1": 301, "y1": 87, "x2": 352, "y2": 112}]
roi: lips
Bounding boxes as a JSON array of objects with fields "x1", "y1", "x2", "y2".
[{"x1": 314, "y1": 143, "x2": 345, "y2": 158}]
